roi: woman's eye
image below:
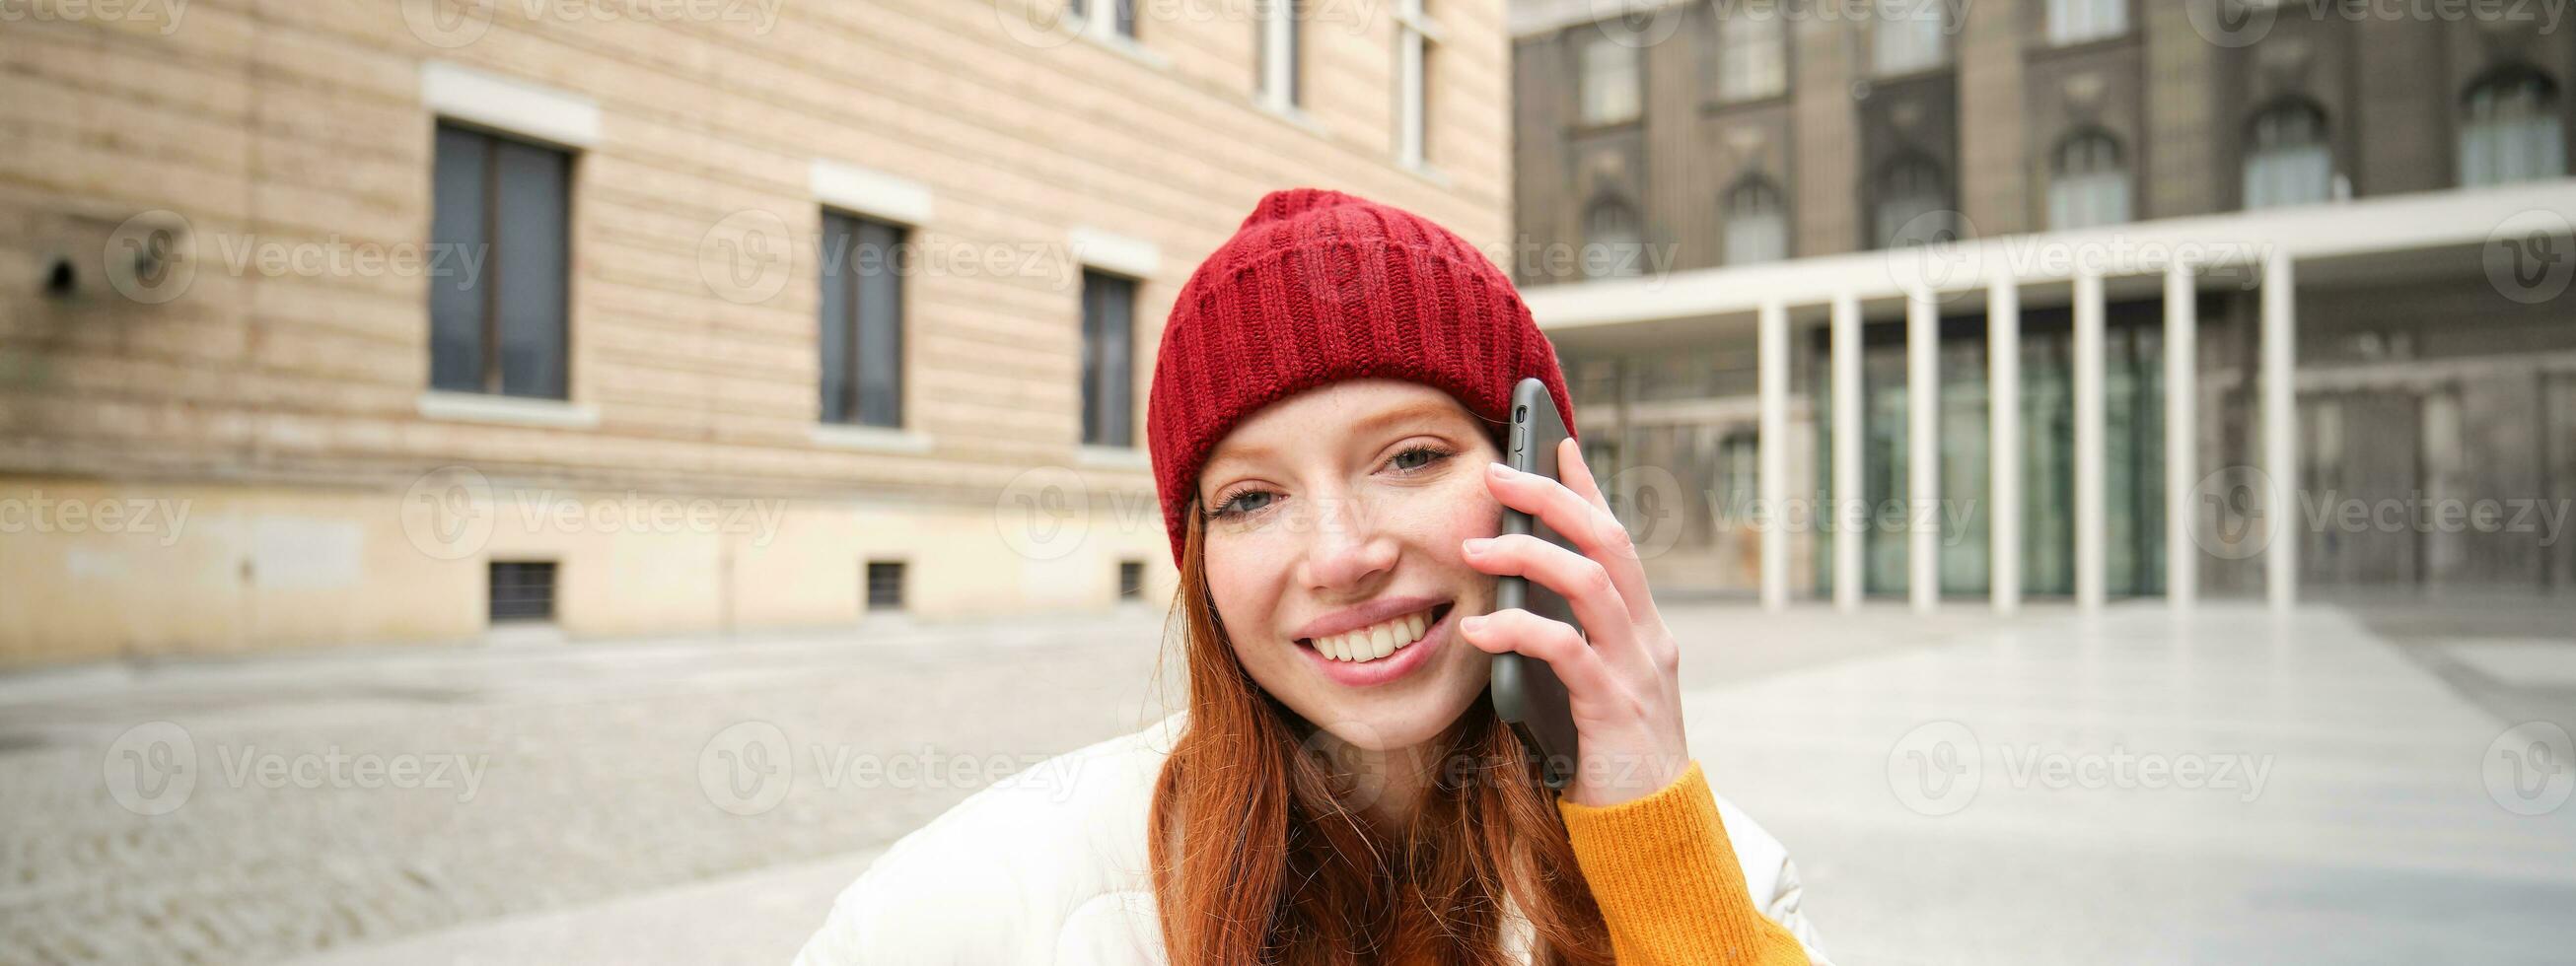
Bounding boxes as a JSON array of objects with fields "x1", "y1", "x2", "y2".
[
  {"x1": 1217, "y1": 490, "x2": 1274, "y2": 517},
  {"x1": 1388, "y1": 445, "x2": 1451, "y2": 474}
]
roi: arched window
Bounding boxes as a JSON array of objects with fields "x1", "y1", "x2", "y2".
[
  {"x1": 1723, "y1": 177, "x2": 1788, "y2": 265},
  {"x1": 1579, "y1": 33, "x2": 1641, "y2": 126},
  {"x1": 1716, "y1": 4, "x2": 1786, "y2": 102},
  {"x1": 2045, "y1": 0, "x2": 2125, "y2": 46},
  {"x1": 2460, "y1": 69, "x2": 2566, "y2": 187},
  {"x1": 1873, "y1": 155, "x2": 1954, "y2": 248},
  {"x1": 1583, "y1": 198, "x2": 1645, "y2": 279},
  {"x1": 2048, "y1": 129, "x2": 2131, "y2": 230},
  {"x1": 1873, "y1": 0, "x2": 1947, "y2": 76},
  {"x1": 2243, "y1": 100, "x2": 2334, "y2": 209}
]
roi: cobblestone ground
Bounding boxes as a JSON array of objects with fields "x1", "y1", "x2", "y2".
[
  {"x1": 0, "y1": 610, "x2": 1181, "y2": 966},
  {"x1": 4, "y1": 600, "x2": 2572, "y2": 965}
]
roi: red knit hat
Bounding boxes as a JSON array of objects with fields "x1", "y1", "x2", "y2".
[{"x1": 1146, "y1": 187, "x2": 1577, "y2": 567}]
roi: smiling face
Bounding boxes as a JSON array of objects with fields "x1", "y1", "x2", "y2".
[{"x1": 1194, "y1": 379, "x2": 1507, "y2": 753}]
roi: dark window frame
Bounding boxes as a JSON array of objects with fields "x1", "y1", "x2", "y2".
[
  {"x1": 820, "y1": 210, "x2": 907, "y2": 429},
  {"x1": 1080, "y1": 268, "x2": 1138, "y2": 448},
  {"x1": 430, "y1": 121, "x2": 574, "y2": 400},
  {"x1": 865, "y1": 559, "x2": 906, "y2": 611}
]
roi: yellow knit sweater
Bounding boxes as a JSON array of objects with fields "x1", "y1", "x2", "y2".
[
  {"x1": 1551, "y1": 760, "x2": 1811, "y2": 964},
  {"x1": 1396, "y1": 760, "x2": 1811, "y2": 964}
]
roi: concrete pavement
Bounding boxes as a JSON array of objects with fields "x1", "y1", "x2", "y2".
[{"x1": 3, "y1": 600, "x2": 2569, "y2": 964}]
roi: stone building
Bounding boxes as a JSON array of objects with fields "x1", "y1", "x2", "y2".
[
  {"x1": 1, "y1": 0, "x2": 1510, "y2": 664},
  {"x1": 1509, "y1": 0, "x2": 2576, "y2": 607}
]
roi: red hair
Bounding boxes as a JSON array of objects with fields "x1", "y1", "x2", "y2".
[{"x1": 1146, "y1": 496, "x2": 1613, "y2": 965}]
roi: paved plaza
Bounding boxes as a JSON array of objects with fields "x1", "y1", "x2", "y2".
[{"x1": 1, "y1": 599, "x2": 2569, "y2": 965}]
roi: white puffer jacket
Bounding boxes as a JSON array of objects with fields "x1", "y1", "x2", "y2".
[{"x1": 791, "y1": 713, "x2": 1830, "y2": 965}]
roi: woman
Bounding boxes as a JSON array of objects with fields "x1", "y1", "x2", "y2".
[{"x1": 794, "y1": 189, "x2": 1829, "y2": 965}]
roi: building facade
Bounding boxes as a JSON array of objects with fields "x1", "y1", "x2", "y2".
[
  {"x1": 0, "y1": 0, "x2": 1512, "y2": 665},
  {"x1": 1510, "y1": 0, "x2": 2576, "y2": 606}
]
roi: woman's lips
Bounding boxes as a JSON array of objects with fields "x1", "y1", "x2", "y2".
[{"x1": 1298, "y1": 603, "x2": 1454, "y2": 688}]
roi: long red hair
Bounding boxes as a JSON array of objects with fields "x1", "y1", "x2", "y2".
[{"x1": 1146, "y1": 493, "x2": 1613, "y2": 965}]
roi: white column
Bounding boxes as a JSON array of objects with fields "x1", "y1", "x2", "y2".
[
  {"x1": 1907, "y1": 288, "x2": 1940, "y2": 614},
  {"x1": 1831, "y1": 292, "x2": 1864, "y2": 612},
  {"x1": 2262, "y1": 251, "x2": 2299, "y2": 610},
  {"x1": 1758, "y1": 300, "x2": 1789, "y2": 612},
  {"x1": 1987, "y1": 280, "x2": 2021, "y2": 616},
  {"x1": 2073, "y1": 270, "x2": 2107, "y2": 612},
  {"x1": 2165, "y1": 262, "x2": 2197, "y2": 609}
]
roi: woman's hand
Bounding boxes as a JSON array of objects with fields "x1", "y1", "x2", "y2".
[{"x1": 1459, "y1": 437, "x2": 1690, "y2": 808}]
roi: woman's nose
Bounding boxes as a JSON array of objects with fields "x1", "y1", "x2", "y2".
[{"x1": 1298, "y1": 494, "x2": 1397, "y2": 591}]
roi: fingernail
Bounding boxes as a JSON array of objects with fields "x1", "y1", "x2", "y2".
[
  {"x1": 1487, "y1": 461, "x2": 1512, "y2": 477},
  {"x1": 1463, "y1": 537, "x2": 1492, "y2": 554},
  {"x1": 1462, "y1": 615, "x2": 1486, "y2": 634}
]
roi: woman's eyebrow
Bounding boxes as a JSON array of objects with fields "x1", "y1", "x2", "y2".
[{"x1": 1350, "y1": 401, "x2": 1461, "y2": 438}]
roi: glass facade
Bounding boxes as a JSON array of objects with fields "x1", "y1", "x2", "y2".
[{"x1": 1807, "y1": 308, "x2": 2168, "y2": 599}]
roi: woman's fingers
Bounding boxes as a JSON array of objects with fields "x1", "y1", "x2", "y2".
[
  {"x1": 1482, "y1": 459, "x2": 1657, "y2": 627},
  {"x1": 1463, "y1": 532, "x2": 1647, "y2": 670},
  {"x1": 1458, "y1": 607, "x2": 1614, "y2": 706}
]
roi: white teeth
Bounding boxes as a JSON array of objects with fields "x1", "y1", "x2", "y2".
[{"x1": 1313, "y1": 607, "x2": 1438, "y2": 662}]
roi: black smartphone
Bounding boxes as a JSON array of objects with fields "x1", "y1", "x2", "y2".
[{"x1": 1489, "y1": 377, "x2": 1582, "y2": 792}]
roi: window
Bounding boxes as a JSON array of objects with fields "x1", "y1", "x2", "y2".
[
  {"x1": 2045, "y1": 0, "x2": 2125, "y2": 45},
  {"x1": 1873, "y1": 0, "x2": 1947, "y2": 76},
  {"x1": 2242, "y1": 101, "x2": 2333, "y2": 209},
  {"x1": 1118, "y1": 559, "x2": 1146, "y2": 600},
  {"x1": 1081, "y1": 269, "x2": 1137, "y2": 447},
  {"x1": 1582, "y1": 198, "x2": 1645, "y2": 279},
  {"x1": 431, "y1": 123, "x2": 571, "y2": 399},
  {"x1": 866, "y1": 560, "x2": 904, "y2": 611},
  {"x1": 820, "y1": 211, "x2": 904, "y2": 428},
  {"x1": 488, "y1": 561, "x2": 557, "y2": 623},
  {"x1": 1723, "y1": 177, "x2": 1788, "y2": 265},
  {"x1": 1873, "y1": 155, "x2": 1954, "y2": 248},
  {"x1": 2460, "y1": 70, "x2": 2566, "y2": 188},
  {"x1": 1395, "y1": 0, "x2": 1441, "y2": 168},
  {"x1": 1716, "y1": 4, "x2": 1786, "y2": 102},
  {"x1": 1578, "y1": 33, "x2": 1641, "y2": 126},
  {"x1": 1257, "y1": 0, "x2": 1300, "y2": 109},
  {"x1": 2048, "y1": 129, "x2": 2132, "y2": 230},
  {"x1": 1069, "y1": 0, "x2": 1136, "y2": 39}
]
